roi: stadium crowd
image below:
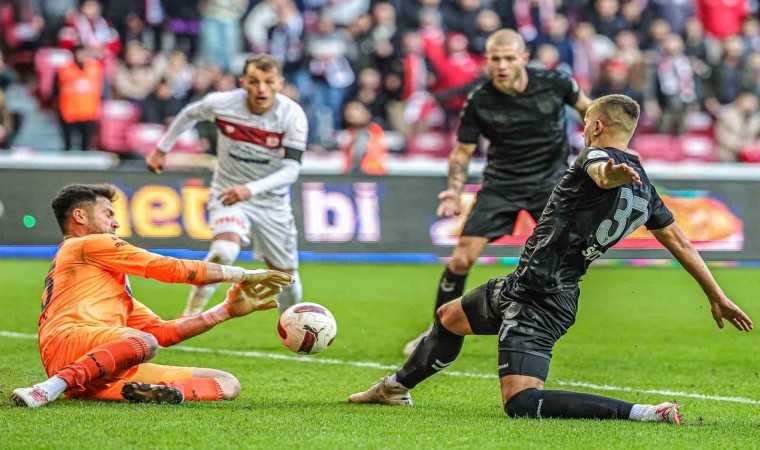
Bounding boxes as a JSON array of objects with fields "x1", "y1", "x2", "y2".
[{"x1": 1, "y1": 0, "x2": 760, "y2": 165}]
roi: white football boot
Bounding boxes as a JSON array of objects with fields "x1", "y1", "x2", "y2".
[
  {"x1": 11, "y1": 386, "x2": 52, "y2": 408},
  {"x1": 348, "y1": 376, "x2": 413, "y2": 405},
  {"x1": 636, "y1": 402, "x2": 682, "y2": 424},
  {"x1": 402, "y1": 323, "x2": 433, "y2": 356}
]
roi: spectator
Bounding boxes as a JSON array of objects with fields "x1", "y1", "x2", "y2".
[
  {"x1": 370, "y1": 2, "x2": 400, "y2": 75},
  {"x1": 469, "y1": 9, "x2": 501, "y2": 55},
  {"x1": 346, "y1": 13, "x2": 375, "y2": 73},
  {"x1": 511, "y1": 0, "x2": 556, "y2": 47},
  {"x1": 741, "y1": 17, "x2": 760, "y2": 54},
  {"x1": 305, "y1": 15, "x2": 355, "y2": 143},
  {"x1": 163, "y1": 50, "x2": 194, "y2": 100},
  {"x1": 441, "y1": 0, "x2": 483, "y2": 40},
  {"x1": 592, "y1": 58, "x2": 643, "y2": 105},
  {"x1": 704, "y1": 37, "x2": 750, "y2": 116},
  {"x1": 647, "y1": 0, "x2": 694, "y2": 35},
  {"x1": 199, "y1": 0, "x2": 247, "y2": 72},
  {"x1": 322, "y1": 0, "x2": 369, "y2": 27},
  {"x1": 529, "y1": 43, "x2": 572, "y2": 74},
  {"x1": 646, "y1": 33, "x2": 697, "y2": 135},
  {"x1": 641, "y1": 18, "x2": 671, "y2": 51},
  {"x1": 696, "y1": 0, "x2": 749, "y2": 39},
  {"x1": 534, "y1": 14, "x2": 574, "y2": 69},
  {"x1": 619, "y1": 0, "x2": 648, "y2": 38},
  {"x1": 340, "y1": 101, "x2": 388, "y2": 175},
  {"x1": 39, "y1": 0, "x2": 77, "y2": 47},
  {"x1": 115, "y1": 40, "x2": 162, "y2": 102},
  {"x1": 572, "y1": 21, "x2": 615, "y2": 92},
  {"x1": 349, "y1": 67, "x2": 389, "y2": 128},
  {"x1": 587, "y1": 0, "x2": 626, "y2": 40},
  {"x1": 59, "y1": 0, "x2": 121, "y2": 60},
  {"x1": 0, "y1": 0, "x2": 45, "y2": 74},
  {"x1": 683, "y1": 16, "x2": 709, "y2": 63},
  {"x1": 423, "y1": 30, "x2": 482, "y2": 127},
  {"x1": 714, "y1": 91, "x2": 760, "y2": 162},
  {"x1": 613, "y1": 30, "x2": 646, "y2": 90},
  {"x1": 162, "y1": 0, "x2": 202, "y2": 58},
  {"x1": 54, "y1": 46, "x2": 104, "y2": 151},
  {"x1": 0, "y1": 89, "x2": 14, "y2": 148},
  {"x1": 140, "y1": 78, "x2": 184, "y2": 124},
  {"x1": 243, "y1": 0, "x2": 279, "y2": 53}
]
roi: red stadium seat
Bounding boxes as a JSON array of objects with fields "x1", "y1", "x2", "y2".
[
  {"x1": 680, "y1": 135, "x2": 716, "y2": 162},
  {"x1": 33, "y1": 47, "x2": 73, "y2": 103},
  {"x1": 127, "y1": 123, "x2": 203, "y2": 156},
  {"x1": 98, "y1": 100, "x2": 141, "y2": 153},
  {"x1": 630, "y1": 134, "x2": 683, "y2": 162},
  {"x1": 405, "y1": 132, "x2": 454, "y2": 158}
]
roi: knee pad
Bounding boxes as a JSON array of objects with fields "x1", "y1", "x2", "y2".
[
  {"x1": 504, "y1": 388, "x2": 540, "y2": 418},
  {"x1": 205, "y1": 240, "x2": 240, "y2": 266}
]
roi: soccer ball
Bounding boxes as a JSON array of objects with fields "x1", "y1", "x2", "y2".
[{"x1": 277, "y1": 302, "x2": 337, "y2": 354}]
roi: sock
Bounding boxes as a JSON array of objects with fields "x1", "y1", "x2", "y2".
[
  {"x1": 166, "y1": 378, "x2": 224, "y2": 401},
  {"x1": 183, "y1": 240, "x2": 240, "y2": 316},
  {"x1": 35, "y1": 375, "x2": 68, "y2": 401},
  {"x1": 505, "y1": 388, "x2": 634, "y2": 420},
  {"x1": 629, "y1": 404, "x2": 646, "y2": 420},
  {"x1": 395, "y1": 316, "x2": 464, "y2": 389},
  {"x1": 277, "y1": 270, "x2": 302, "y2": 315},
  {"x1": 434, "y1": 267, "x2": 468, "y2": 315},
  {"x1": 55, "y1": 337, "x2": 150, "y2": 391}
]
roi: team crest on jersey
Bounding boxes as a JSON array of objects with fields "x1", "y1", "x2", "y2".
[
  {"x1": 266, "y1": 136, "x2": 280, "y2": 147},
  {"x1": 587, "y1": 150, "x2": 609, "y2": 160},
  {"x1": 225, "y1": 125, "x2": 235, "y2": 134}
]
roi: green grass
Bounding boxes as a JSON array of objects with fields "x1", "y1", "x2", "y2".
[{"x1": 0, "y1": 259, "x2": 758, "y2": 449}]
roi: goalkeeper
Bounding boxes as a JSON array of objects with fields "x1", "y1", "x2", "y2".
[{"x1": 12, "y1": 184, "x2": 293, "y2": 408}]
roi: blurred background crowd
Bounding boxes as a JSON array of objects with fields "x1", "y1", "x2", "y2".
[{"x1": 1, "y1": 0, "x2": 760, "y2": 170}]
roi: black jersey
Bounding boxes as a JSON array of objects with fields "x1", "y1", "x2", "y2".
[
  {"x1": 514, "y1": 147, "x2": 675, "y2": 293},
  {"x1": 458, "y1": 67, "x2": 580, "y2": 190}
]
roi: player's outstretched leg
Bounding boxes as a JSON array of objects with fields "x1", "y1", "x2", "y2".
[
  {"x1": 503, "y1": 384, "x2": 682, "y2": 424},
  {"x1": 350, "y1": 301, "x2": 468, "y2": 405},
  {"x1": 182, "y1": 239, "x2": 241, "y2": 317},
  {"x1": 404, "y1": 238, "x2": 486, "y2": 355},
  {"x1": 12, "y1": 335, "x2": 155, "y2": 408}
]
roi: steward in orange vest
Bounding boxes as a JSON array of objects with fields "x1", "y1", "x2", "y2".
[
  {"x1": 56, "y1": 55, "x2": 104, "y2": 123},
  {"x1": 341, "y1": 101, "x2": 388, "y2": 175}
]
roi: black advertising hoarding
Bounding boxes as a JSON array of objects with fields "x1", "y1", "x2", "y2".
[{"x1": 0, "y1": 169, "x2": 753, "y2": 260}]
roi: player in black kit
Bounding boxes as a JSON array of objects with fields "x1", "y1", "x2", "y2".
[
  {"x1": 349, "y1": 94, "x2": 754, "y2": 424},
  {"x1": 403, "y1": 29, "x2": 592, "y2": 355}
]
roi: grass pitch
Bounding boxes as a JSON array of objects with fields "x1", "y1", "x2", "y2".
[{"x1": 0, "y1": 259, "x2": 758, "y2": 449}]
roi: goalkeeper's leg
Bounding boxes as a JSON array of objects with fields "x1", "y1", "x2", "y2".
[{"x1": 182, "y1": 237, "x2": 241, "y2": 317}]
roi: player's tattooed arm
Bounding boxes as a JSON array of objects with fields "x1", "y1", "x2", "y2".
[{"x1": 447, "y1": 142, "x2": 478, "y2": 194}]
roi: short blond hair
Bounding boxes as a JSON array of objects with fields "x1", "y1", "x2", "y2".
[
  {"x1": 588, "y1": 94, "x2": 640, "y2": 136},
  {"x1": 485, "y1": 29, "x2": 526, "y2": 52}
]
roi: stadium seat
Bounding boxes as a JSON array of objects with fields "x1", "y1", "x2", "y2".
[
  {"x1": 33, "y1": 48, "x2": 73, "y2": 103},
  {"x1": 680, "y1": 135, "x2": 716, "y2": 162},
  {"x1": 127, "y1": 123, "x2": 203, "y2": 157},
  {"x1": 98, "y1": 100, "x2": 141, "y2": 153},
  {"x1": 631, "y1": 134, "x2": 683, "y2": 162},
  {"x1": 405, "y1": 132, "x2": 454, "y2": 159}
]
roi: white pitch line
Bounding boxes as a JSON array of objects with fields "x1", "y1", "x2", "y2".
[{"x1": 2, "y1": 330, "x2": 758, "y2": 405}]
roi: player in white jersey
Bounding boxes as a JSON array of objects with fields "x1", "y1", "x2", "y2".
[{"x1": 146, "y1": 55, "x2": 308, "y2": 316}]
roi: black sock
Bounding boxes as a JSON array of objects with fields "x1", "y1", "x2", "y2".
[
  {"x1": 505, "y1": 388, "x2": 634, "y2": 420},
  {"x1": 396, "y1": 317, "x2": 464, "y2": 389},
  {"x1": 434, "y1": 267, "x2": 468, "y2": 316}
]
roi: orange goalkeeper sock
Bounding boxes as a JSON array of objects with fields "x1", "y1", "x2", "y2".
[
  {"x1": 166, "y1": 378, "x2": 224, "y2": 401},
  {"x1": 55, "y1": 337, "x2": 149, "y2": 391}
]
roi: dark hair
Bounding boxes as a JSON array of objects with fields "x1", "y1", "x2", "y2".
[
  {"x1": 52, "y1": 184, "x2": 117, "y2": 233},
  {"x1": 241, "y1": 54, "x2": 282, "y2": 77}
]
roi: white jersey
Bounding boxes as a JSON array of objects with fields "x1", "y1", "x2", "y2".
[{"x1": 157, "y1": 89, "x2": 308, "y2": 203}]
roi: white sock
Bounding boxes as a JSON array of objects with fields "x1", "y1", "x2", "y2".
[
  {"x1": 184, "y1": 284, "x2": 220, "y2": 316},
  {"x1": 629, "y1": 404, "x2": 647, "y2": 420},
  {"x1": 36, "y1": 375, "x2": 68, "y2": 400},
  {"x1": 277, "y1": 270, "x2": 302, "y2": 315}
]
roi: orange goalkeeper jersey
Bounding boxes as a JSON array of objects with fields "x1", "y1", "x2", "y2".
[{"x1": 38, "y1": 234, "x2": 208, "y2": 350}]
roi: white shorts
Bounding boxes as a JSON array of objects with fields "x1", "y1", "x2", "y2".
[{"x1": 208, "y1": 196, "x2": 298, "y2": 269}]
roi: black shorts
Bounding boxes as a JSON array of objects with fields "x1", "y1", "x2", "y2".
[
  {"x1": 460, "y1": 274, "x2": 579, "y2": 381},
  {"x1": 461, "y1": 187, "x2": 554, "y2": 241}
]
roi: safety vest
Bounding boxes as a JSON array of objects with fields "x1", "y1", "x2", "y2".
[
  {"x1": 58, "y1": 60, "x2": 103, "y2": 123},
  {"x1": 342, "y1": 122, "x2": 388, "y2": 175}
]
